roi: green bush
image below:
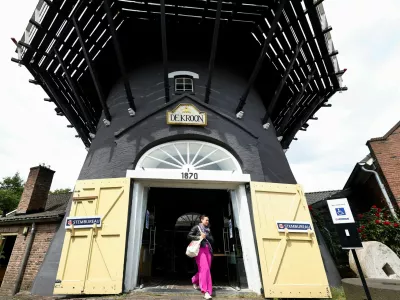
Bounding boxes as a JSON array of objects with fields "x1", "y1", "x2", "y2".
[{"x1": 357, "y1": 205, "x2": 400, "y2": 256}]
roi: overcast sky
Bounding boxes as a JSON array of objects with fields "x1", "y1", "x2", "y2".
[{"x1": 1, "y1": 1, "x2": 399, "y2": 192}]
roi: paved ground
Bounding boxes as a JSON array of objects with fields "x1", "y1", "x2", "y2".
[{"x1": 3, "y1": 291, "x2": 263, "y2": 300}]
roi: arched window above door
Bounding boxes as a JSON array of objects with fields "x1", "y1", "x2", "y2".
[
  {"x1": 175, "y1": 213, "x2": 201, "y2": 227},
  {"x1": 136, "y1": 141, "x2": 241, "y2": 172}
]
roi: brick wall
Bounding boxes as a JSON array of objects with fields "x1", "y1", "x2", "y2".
[
  {"x1": 368, "y1": 126, "x2": 400, "y2": 208},
  {"x1": 0, "y1": 223, "x2": 58, "y2": 295},
  {"x1": 17, "y1": 167, "x2": 55, "y2": 214}
]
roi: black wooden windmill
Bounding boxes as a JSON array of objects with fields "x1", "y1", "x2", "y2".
[{"x1": 12, "y1": 0, "x2": 347, "y2": 151}]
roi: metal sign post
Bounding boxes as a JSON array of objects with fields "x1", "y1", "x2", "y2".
[
  {"x1": 350, "y1": 249, "x2": 372, "y2": 300},
  {"x1": 327, "y1": 199, "x2": 372, "y2": 300}
]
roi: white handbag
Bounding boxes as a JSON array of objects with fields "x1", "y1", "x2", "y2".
[{"x1": 186, "y1": 226, "x2": 203, "y2": 258}]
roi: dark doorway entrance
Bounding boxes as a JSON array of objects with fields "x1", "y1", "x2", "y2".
[
  {"x1": 0, "y1": 235, "x2": 17, "y2": 284},
  {"x1": 138, "y1": 188, "x2": 247, "y2": 292}
]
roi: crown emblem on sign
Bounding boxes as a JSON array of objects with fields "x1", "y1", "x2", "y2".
[{"x1": 182, "y1": 106, "x2": 191, "y2": 113}]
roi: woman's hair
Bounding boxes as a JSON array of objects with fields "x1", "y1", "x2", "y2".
[{"x1": 200, "y1": 214, "x2": 209, "y2": 221}]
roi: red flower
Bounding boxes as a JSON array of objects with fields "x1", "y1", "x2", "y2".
[
  {"x1": 358, "y1": 214, "x2": 364, "y2": 219},
  {"x1": 361, "y1": 225, "x2": 365, "y2": 229},
  {"x1": 393, "y1": 223, "x2": 399, "y2": 228},
  {"x1": 357, "y1": 228, "x2": 362, "y2": 233},
  {"x1": 308, "y1": 205, "x2": 313, "y2": 211},
  {"x1": 362, "y1": 234, "x2": 367, "y2": 239},
  {"x1": 375, "y1": 220, "x2": 381, "y2": 224},
  {"x1": 378, "y1": 208, "x2": 382, "y2": 213},
  {"x1": 375, "y1": 213, "x2": 380, "y2": 217},
  {"x1": 372, "y1": 205, "x2": 377, "y2": 209},
  {"x1": 384, "y1": 221, "x2": 391, "y2": 226}
]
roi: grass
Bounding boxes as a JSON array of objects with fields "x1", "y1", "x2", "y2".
[{"x1": 330, "y1": 287, "x2": 346, "y2": 300}]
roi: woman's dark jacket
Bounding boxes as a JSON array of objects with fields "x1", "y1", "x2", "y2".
[{"x1": 187, "y1": 225, "x2": 214, "y2": 249}]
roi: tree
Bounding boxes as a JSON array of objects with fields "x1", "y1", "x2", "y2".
[
  {"x1": 50, "y1": 188, "x2": 72, "y2": 195},
  {"x1": 0, "y1": 173, "x2": 24, "y2": 215}
]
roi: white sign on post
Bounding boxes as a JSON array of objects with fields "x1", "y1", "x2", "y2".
[{"x1": 327, "y1": 199, "x2": 355, "y2": 224}]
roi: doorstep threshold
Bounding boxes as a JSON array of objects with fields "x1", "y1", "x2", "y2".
[{"x1": 132, "y1": 287, "x2": 257, "y2": 297}]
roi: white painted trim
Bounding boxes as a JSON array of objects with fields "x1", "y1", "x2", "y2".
[
  {"x1": 5, "y1": 209, "x2": 17, "y2": 216},
  {"x1": 127, "y1": 169, "x2": 249, "y2": 183},
  {"x1": 168, "y1": 71, "x2": 199, "y2": 79},
  {"x1": 124, "y1": 173, "x2": 262, "y2": 295},
  {"x1": 124, "y1": 182, "x2": 148, "y2": 291},
  {"x1": 230, "y1": 186, "x2": 262, "y2": 294}
]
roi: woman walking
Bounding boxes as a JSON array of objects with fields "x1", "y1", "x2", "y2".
[{"x1": 188, "y1": 215, "x2": 214, "y2": 299}]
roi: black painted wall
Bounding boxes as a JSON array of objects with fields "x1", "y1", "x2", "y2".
[{"x1": 79, "y1": 62, "x2": 296, "y2": 183}]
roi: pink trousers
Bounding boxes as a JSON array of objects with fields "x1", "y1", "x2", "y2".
[{"x1": 192, "y1": 245, "x2": 212, "y2": 294}]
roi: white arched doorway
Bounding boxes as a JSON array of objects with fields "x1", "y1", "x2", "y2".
[{"x1": 124, "y1": 140, "x2": 261, "y2": 294}]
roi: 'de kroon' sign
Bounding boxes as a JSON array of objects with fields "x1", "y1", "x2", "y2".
[{"x1": 167, "y1": 103, "x2": 207, "y2": 126}]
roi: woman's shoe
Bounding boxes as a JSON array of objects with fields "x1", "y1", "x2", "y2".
[
  {"x1": 204, "y1": 292, "x2": 212, "y2": 299},
  {"x1": 193, "y1": 284, "x2": 200, "y2": 290}
]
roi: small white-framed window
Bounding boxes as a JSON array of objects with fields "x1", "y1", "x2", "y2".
[{"x1": 175, "y1": 77, "x2": 194, "y2": 93}]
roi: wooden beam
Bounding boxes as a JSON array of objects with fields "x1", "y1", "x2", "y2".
[
  {"x1": 34, "y1": 0, "x2": 85, "y2": 70},
  {"x1": 228, "y1": 0, "x2": 242, "y2": 23},
  {"x1": 262, "y1": 41, "x2": 304, "y2": 124},
  {"x1": 104, "y1": 0, "x2": 136, "y2": 113},
  {"x1": 34, "y1": 66, "x2": 91, "y2": 147},
  {"x1": 304, "y1": 0, "x2": 325, "y2": 14},
  {"x1": 54, "y1": 49, "x2": 96, "y2": 133},
  {"x1": 277, "y1": 68, "x2": 316, "y2": 136},
  {"x1": 304, "y1": 0, "x2": 340, "y2": 89},
  {"x1": 235, "y1": 0, "x2": 288, "y2": 114},
  {"x1": 160, "y1": 0, "x2": 170, "y2": 103},
  {"x1": 72, "y1": 16, "x2": 112, "y2": 123},
  {"x1": 298, "y1": 50, "x2": 338, "y2": 69},
  {"x1": 204, "y1": 0, "x2": 223, "y2": 104},
  {"x1": 255, "y1": 7, "x2": 318, "y2": 93},
  {"x1": 50, "y1": 1, "x2": 111, "y2": 75},
  {"x1": 43, "y1": 0, "x2": 71, "y2": 21},
  {"x1": 284, "y1": 2, "x2": 325, "y2": 91},
  {"x1": 281, "y1": 90, "x2": 334, "y2": 148}
]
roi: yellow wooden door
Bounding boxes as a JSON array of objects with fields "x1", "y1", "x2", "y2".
[
  {"x1": 250, "y1": 182, "x2": 331, "y2": 299},
  {"x1": 54, "y1": 178, "x2": 131, "y2": 295}
]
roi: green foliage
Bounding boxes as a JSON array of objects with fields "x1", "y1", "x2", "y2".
[
  {"x1": 309, "y1": 205, "x2": 342, "y2": 263},
  {"x1": 0, "y1": 173, "x2": 24, "y2": 214},
  {"x1": 357, "y1": 205, "x2": 400, "y2": 256},
  {"x1": 0, "y1": 172, "x2": 24, "y2": 192},
  {"x1": 330, "y1": 287, "x2": 346, "y2": 300},
  {"x1": 50, "y1": 188, "x2": 72, "y2": 195}
]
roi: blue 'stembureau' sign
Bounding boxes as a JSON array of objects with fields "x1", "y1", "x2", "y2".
[
  {"x1": 65, "y1": 216, "x2": 102, "y2": 229},
  {"x1": 276, "y1": 221, "x2": 312, "y2": 233}
]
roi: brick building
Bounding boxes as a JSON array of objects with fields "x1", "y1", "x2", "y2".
[
  {"x1": 308, "y1": 121, "x2": 400, "y2": 215},
  {"x1": 343, "y1": 121, "x2": 400, "y2": 213},
  {"x1": 0, "y1": 166, "x2": 70, "y2": 295},
  {"x1": 367, "y1": 121, "x2": 400, "y2": 208}
]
